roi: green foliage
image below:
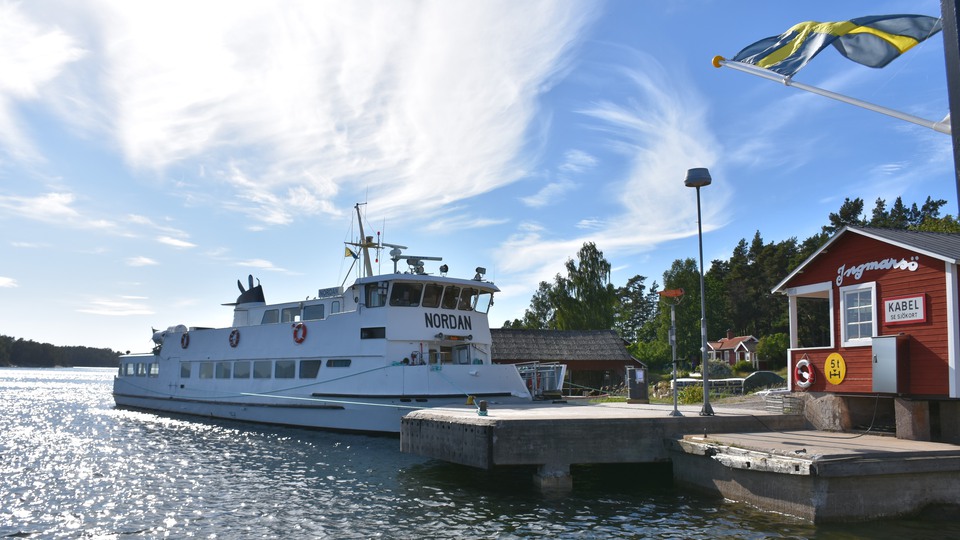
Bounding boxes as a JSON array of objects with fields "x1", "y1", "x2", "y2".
[
  {"x1": 733, "y1": 360, "x2": 754, "y2": 374},
  {"x1": 629, "y1": 339, "x2": 670, "y2": 371},
  {"x1": 551, "y1": 242, "x2": 618, "y2": 331},
  {"x1": 504, "y1": 195, "x2": 958, "y2": 378},
  {"x1": 0, "y1": 334, "x2": 120, "y2": 368},
  {"x1": 702, "y1": 359, "x2": 733, "y2": 379},
  {"x1": 677, "y1": 384, "x2": 703, "y2": 404},
  {"x1": 614, "y1": 275, "x2": 659, "y2": 343},
  {"x1": 756, "y1": 333, "x2": 790, "y2": 368}
]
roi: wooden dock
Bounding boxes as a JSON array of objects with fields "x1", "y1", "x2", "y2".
[{"x1": 400, "y1": 398, "x2": 960, "y2": 522}]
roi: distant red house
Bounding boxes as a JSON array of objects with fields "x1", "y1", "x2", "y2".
[
  {"x1": 772, "y1": 226, "x2": 960, "y2": 441},
  {"x1": 708, "y1": 330, "x2": 758, "y2": 367}
]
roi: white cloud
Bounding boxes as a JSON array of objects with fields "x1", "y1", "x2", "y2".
[
  {"x1": 0, "y1": 276, "x2": 18, "y2": 288},
  {"x1": 77, "y1": 298, "x2": 153, "y2": 316},
  {"x1": 494, "y1": 52, "x2": 726, "y2": 288},
  {"x1": 126, "y1": 256, "x2": 158, "y2": 266},
  {"x1": 521, "y1": 177, "x2": 576, "y2": 208},
  {"x1": 558, "y1": 149, "x2": 597, "y2": 173},
  {"x1": 0, "y1": 3, "x2": 84, "y2": 162},
  {"x1": 18, "y1": 1, "x2": 594, "y2": 227},
  {"x1": 0, "y1": 192, "x2": 81, "y2": 222},
  {"x1": 157, "y1": 236, "x2": 196, "y2": 249}
]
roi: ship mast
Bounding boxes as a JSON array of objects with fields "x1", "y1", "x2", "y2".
[{"x1": 355, "y1": 203, "x2": 375, "y2": 278}]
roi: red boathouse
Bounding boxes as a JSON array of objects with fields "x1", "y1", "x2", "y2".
[{"x1": 773, "y1": 226, "x2": 960, "y2": 441}]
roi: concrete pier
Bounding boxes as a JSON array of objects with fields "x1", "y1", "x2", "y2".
[
  {"x1": 400, "y1": 398, "x2": 960, "y2": 521},
  {"x1": 400, "y1": 400, "x2": 807, "y2": 492},
  {"x1": 672, "y1": 430, "x2": 960, "y2": 522}
]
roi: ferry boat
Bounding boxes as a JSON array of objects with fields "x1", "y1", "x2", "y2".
[{"x1": 113, "y1": 204, "x2": 564, "y2": 433}]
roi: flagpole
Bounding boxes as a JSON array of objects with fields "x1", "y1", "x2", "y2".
[{"x1": 713, "y1": 56, "x2": 952, "y2": 136}]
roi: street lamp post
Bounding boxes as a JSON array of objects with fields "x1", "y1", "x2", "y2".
[
  {"x1": 658, "y1": 288, "x2": 685, "y2": 417},
  {"x1": 685, "y1": 167, "x2": 714, "y2": 416}
]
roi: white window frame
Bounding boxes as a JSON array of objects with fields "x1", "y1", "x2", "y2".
[{"x1": 839, "y1": 282, "x2": 877, "y2": 347}]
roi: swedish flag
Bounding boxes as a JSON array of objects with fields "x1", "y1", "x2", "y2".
[
  {"x1": 344, "y1": 247, "x2": 358, "y2": 259},
  {"x1": 731, "y1": 14, "x2": 942, "y2": 78}
]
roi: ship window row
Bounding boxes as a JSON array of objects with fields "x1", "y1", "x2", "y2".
[
  {"x1": 259, "y1": 301, "x2": 341, "y2": 325},
  {"x1": 119, "y1": 362, "x2": 160, "y2": 377},
  {"x1": 178, "y1": 358, "x2": 352, "y2": 379},
  {"x1": 367, "y1": 282, "x2": 492, "y2": 313}
]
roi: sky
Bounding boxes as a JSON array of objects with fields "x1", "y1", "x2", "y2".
[{"x1": 0, "y1": 0, "x2": 955, "y2": 354}]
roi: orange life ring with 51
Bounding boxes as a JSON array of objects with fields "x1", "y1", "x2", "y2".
[
  {"x1": 293, "y1": 322, "x2": 307, "y2": 344},
  {"x1": 229, "y1": 329, "x2": 240, "y2": 348},
  {"x1": 180, "y1": 332, "x2": 190, "y2": 349},
  {"x1": 795, "y1": 358, "x2": 815, "y2": 389}
]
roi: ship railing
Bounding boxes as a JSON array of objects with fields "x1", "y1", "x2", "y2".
[{"x1": 514, "y1": 362, "x2": 566, "y2": 399}]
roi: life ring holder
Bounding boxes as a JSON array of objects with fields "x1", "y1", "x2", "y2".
[
  {"x1": 293, "y1": 322, "x2": 307, "y2": 344},
  {"x1": 180, "y1": 332, "x2": 190, "y2": 349},
  {"x1": 795, "y1": 356, "x2": 815, "y2": 389},
  {"x1": 229, "y1": 328, "x2": 240, "y2": 348}
]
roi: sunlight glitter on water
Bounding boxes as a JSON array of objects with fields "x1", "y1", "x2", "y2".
[{"x1": 2, "y1": 368, "x2": 957, "y2": 538}]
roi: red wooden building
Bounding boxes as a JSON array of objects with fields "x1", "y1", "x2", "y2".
[{"x1": 773, "y1": 226, "x2": 960, "y2": 441}]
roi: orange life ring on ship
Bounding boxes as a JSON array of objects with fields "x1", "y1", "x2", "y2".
[
  {"x1": 229, "y1": 328, "x2": 240, "y2": 348},
  {"x1": 794, "y1": 358, "x2": 815, "y2": 390},
  {"x1": 293, "y1": 322, "x2": 307, "y2": 344},
  {"x1": 180, "y1": 332, "x2": 190, "y2": 349}
]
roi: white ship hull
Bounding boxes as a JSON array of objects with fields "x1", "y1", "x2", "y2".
[{"x1": 113, "y1": 204, "x2": 563, "y2": 433}]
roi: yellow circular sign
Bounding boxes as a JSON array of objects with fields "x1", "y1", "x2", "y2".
[{"x1": 825, "y1": 353, "x2": 846, "y2": 385}]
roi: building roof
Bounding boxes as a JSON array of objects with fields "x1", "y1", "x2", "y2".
[
  {"x1": 773, "y1": 226, "x2": 960, "y2": 293},
  {"x1": 491, "y1": 329, "x2": 639, "y2": 363},
  {"x1": 708, "y1": 335, "x2": 757, "y2": 352}
]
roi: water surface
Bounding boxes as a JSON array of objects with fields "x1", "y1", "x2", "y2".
[{"x1": 0, "y1": 368, "x2": 955, "y2": 538}]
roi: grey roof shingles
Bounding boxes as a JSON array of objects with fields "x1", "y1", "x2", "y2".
[{"x1": 491, "y1": 328, "x2": 638, "y2": 363}]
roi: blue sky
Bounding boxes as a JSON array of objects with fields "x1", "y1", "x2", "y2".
[{"x1": 0, "y1": 0, "x2": 954, "y2": 354}]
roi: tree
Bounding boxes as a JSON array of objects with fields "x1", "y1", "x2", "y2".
[
  {"x1": 657, "y1": 258, "x2": 703, "y2": 370},
  {"x1": 823, "y1": 197, "x2": 866, "y2": 235},
  {"x1": 505, "y1": 242, "x2": 617, "y2": 332},
  {"x1": 504, "y1": 281, "x2": 555, "y2": 329},
  {"x1": 614, "y1": 275, "x2": 659, "y2": 342},
  {"x1": 550, "y1": 243, "x2": 618, "y2": 331},
  {"x1": 756, "y1": 333, "x2": 789, "y2": 368}
]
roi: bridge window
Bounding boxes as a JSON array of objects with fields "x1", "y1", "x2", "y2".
[
  {"x1": 303, "y1": 304, "x2": 325, "y2": 320},
  {"x1": 458, "y1": 288, "x2": 479, "y2": 311},
  {"x1": 180, "y1": 363, "x2": 191, "y2": 378},
  {"x1": 281, "y1": 307, "x2": 301, "y2": 323},
  {"x1": 441, "y1": 286, "x2": 461, "y2": 309},
  {"x1": 390, "y1": 282, "x2": 423, "y2": 307},
  {"x1": 422, "y1": 284, "x2": 443, "y2": 308},
  {"x1": 261, "y1": 309, "x2": 279, "y2": 324},
  {"x1": 365, "y1": 282, "x2": 388, "y2": 307}
]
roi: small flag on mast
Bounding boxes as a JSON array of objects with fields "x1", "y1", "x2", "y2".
[
  {"x1": 345, "y1": 247, "x2": 358, "y2": 259},
  {"x1": 731, "y1": 14, "x2": 943, "y2": 78}
]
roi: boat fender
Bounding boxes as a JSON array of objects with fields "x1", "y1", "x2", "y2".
[
  {"x1": 293, "y1": 322, "x2": 307, "y2": 344},
  {"x1": 229, "y1": 328, "x2": 240, "y2": 348},
  {"x1": 794, "y1": 358, "x2": 814, "y2": 389},
  {"x1": 181, "y1": 332, "x2": 190, "y2": 349}
]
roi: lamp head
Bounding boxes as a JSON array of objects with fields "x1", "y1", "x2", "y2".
[{"x1": 684, "y1": 167, "x2": 712, "y2": 188}]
